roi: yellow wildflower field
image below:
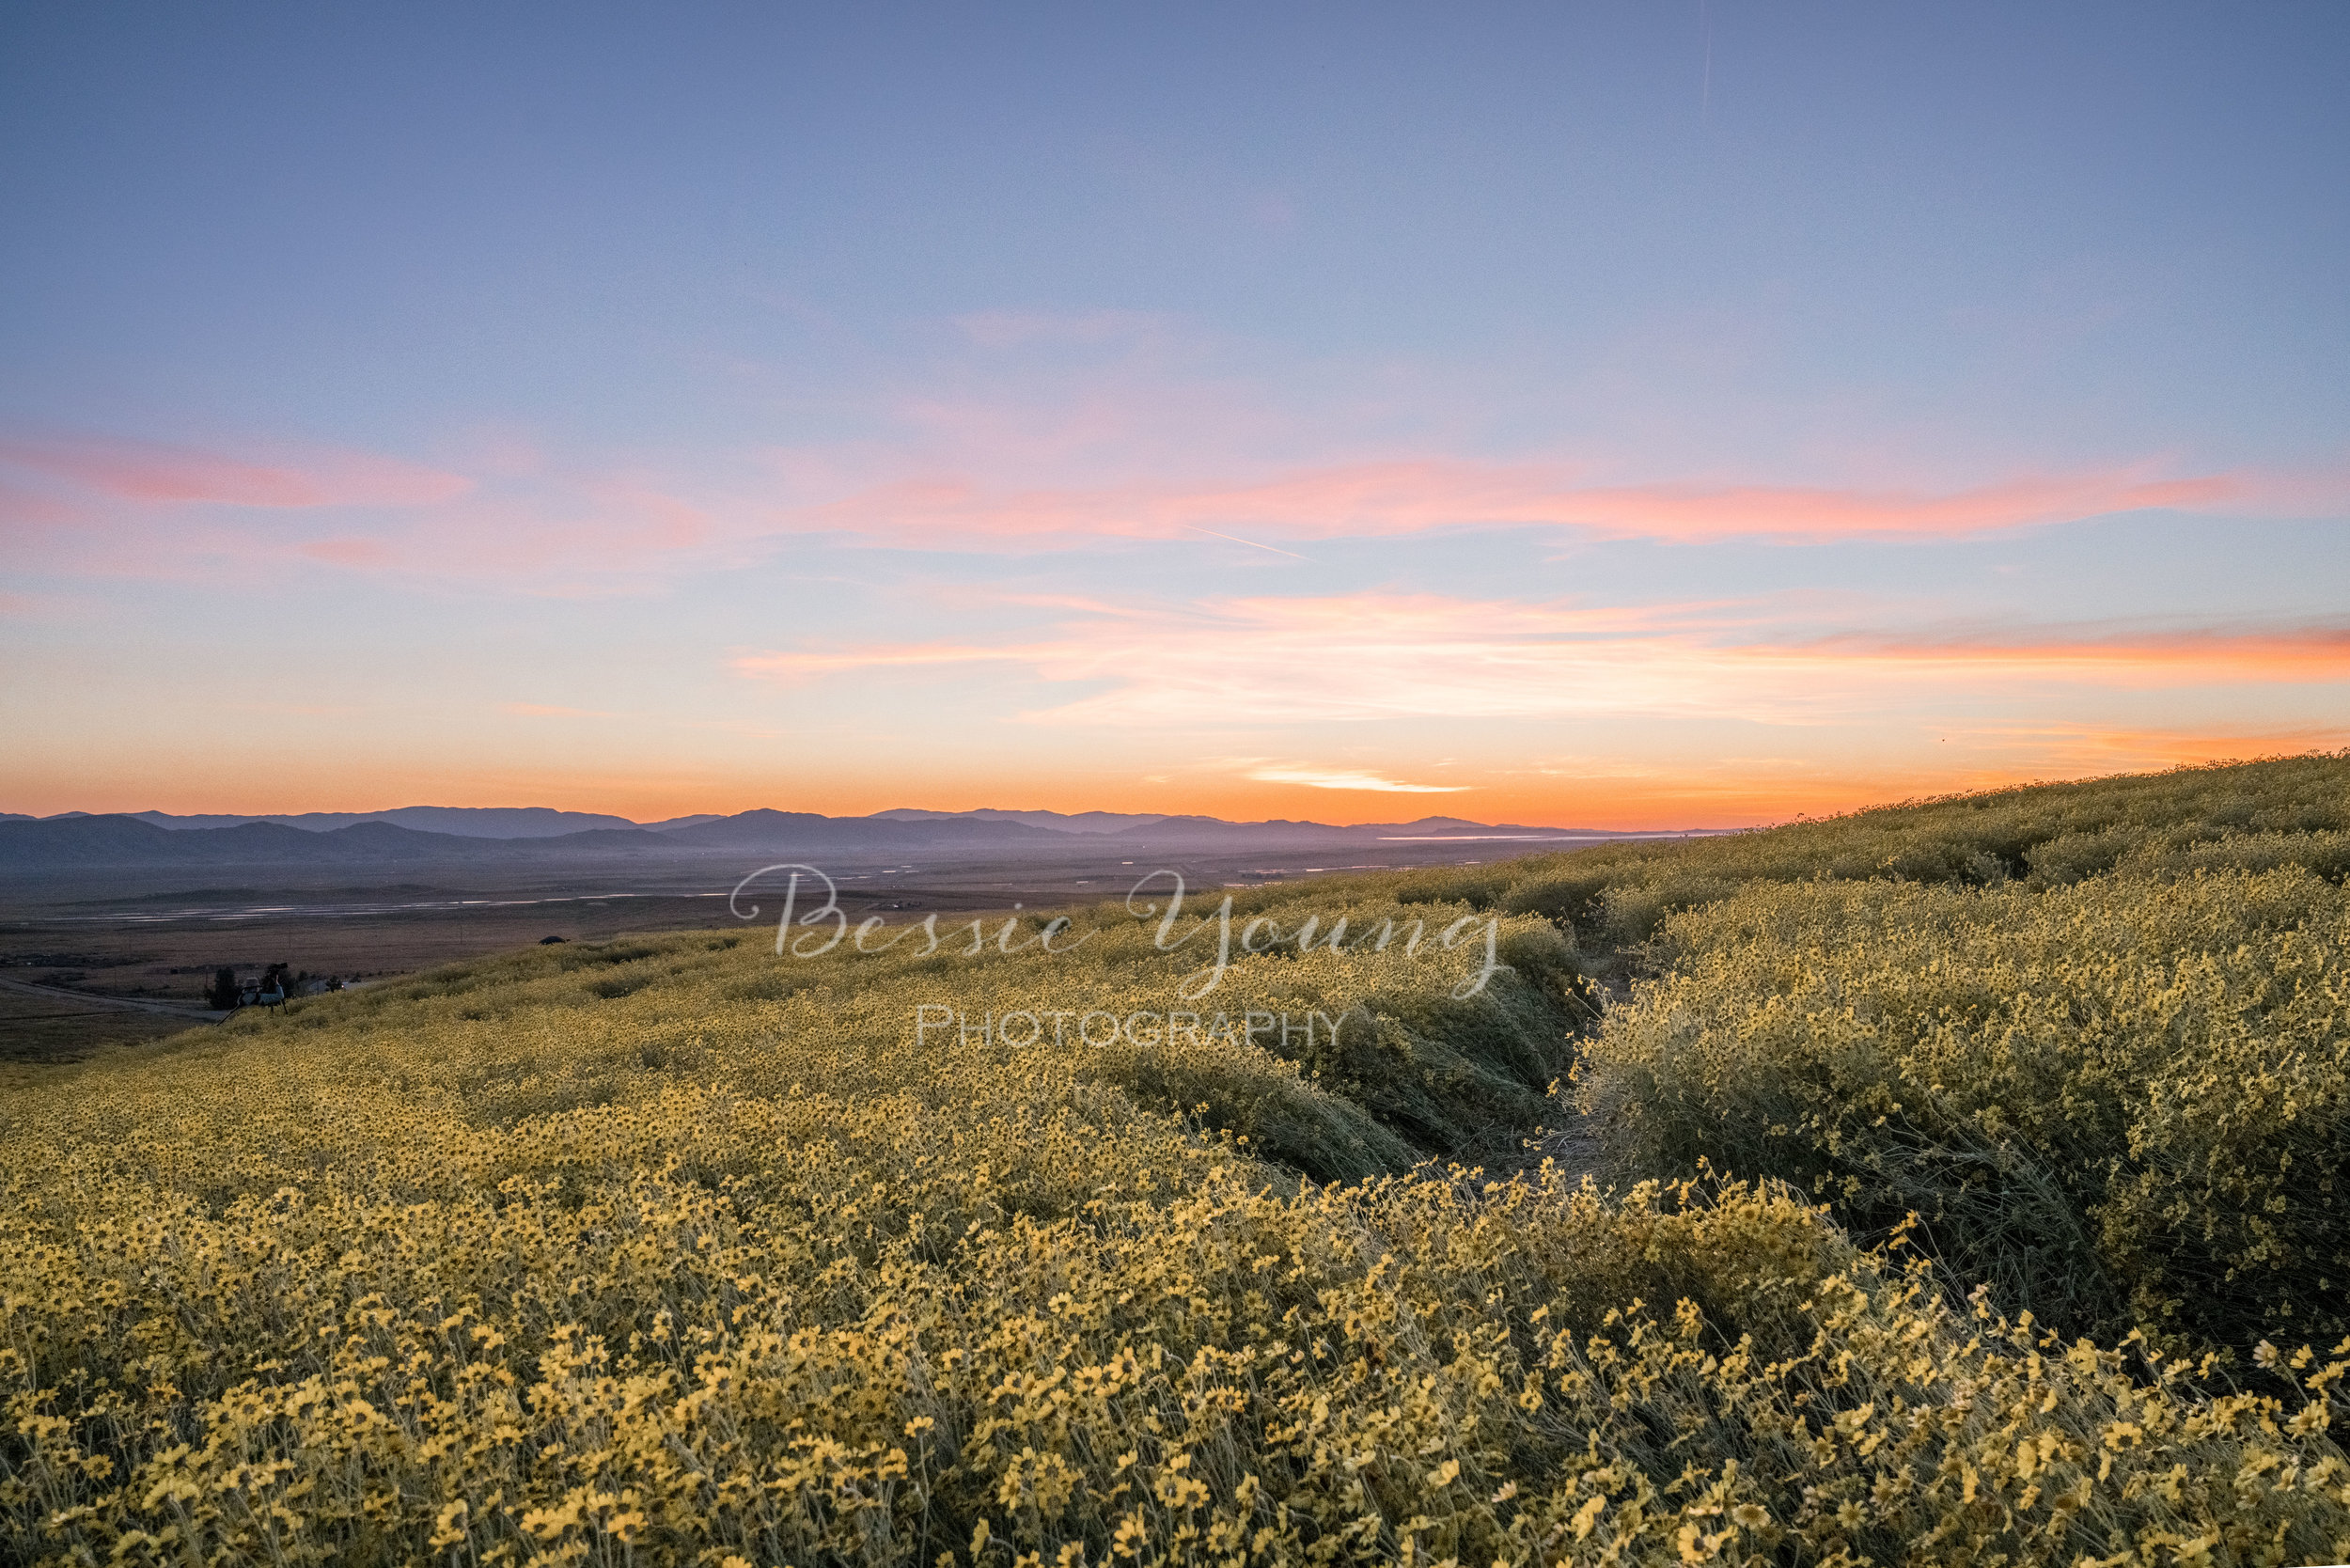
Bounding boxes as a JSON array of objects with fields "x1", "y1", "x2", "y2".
[{"x1": 5, "y1": 757, "x2": 2350, "y2": 1564}]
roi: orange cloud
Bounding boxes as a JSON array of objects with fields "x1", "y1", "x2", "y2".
[
  {"x1": 737, "y1": 593, "x2": 2350, "y2": 729},
  {"x1": 0, "y1": 434, "x2": 471, "y2": 510},
  {"x1": 1804, "y1": 626, "x2": 2350, "y2": 683},
  {"x1": 1946, "y1": 722, "x2": 2350, "y2": 772}
]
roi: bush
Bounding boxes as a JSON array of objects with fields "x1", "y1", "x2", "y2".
[{"x1": 1577, "y1": 867, "x2": 2350, "y2": 1353}]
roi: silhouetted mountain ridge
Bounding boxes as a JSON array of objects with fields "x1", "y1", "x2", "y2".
[{"x1": 0, "y1": 806, "x2": 1697, "y2": 870}]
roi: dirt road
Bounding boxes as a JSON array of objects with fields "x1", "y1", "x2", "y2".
[{"x1": 0, "y1": 976, "x2": 224, "y2": 1023}]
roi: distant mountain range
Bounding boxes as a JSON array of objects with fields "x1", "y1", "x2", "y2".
[
  {"x1": 0, "y1": 806, "x2": 725, "y2": 838},
  {"x1": 0, "y1": 805, "x2": 1709, "y2": 870}
]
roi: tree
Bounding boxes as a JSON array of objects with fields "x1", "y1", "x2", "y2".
[{"x1": 206, "y1": 967, "x2": 239, "y2": 1009}]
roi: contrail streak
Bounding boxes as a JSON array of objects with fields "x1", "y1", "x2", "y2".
[
  {"x1": 1701, "y1": 0, "x2": 1714, "y2": 125},
  {"x1": 1184, "y1": 525, "x2": 1310, "y2": 560}
]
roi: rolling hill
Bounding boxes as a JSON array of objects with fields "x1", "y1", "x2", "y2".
[{"x1": 5, "y1": 755, "x2": 2348, "y2": 1564}]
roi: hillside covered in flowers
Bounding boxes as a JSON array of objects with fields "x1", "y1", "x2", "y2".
[{"x1": 5, "y1": 756, "x2": 2349, "y2": 1566}]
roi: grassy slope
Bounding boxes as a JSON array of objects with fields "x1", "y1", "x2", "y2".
[{"x1": 3, "y1": 755, "x2": 2349, "y2": 1564}]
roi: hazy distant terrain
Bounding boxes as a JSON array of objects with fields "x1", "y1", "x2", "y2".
[
  {"x1": 0, "y1": 805, "x2": 1712, "y2": 1058},
  {"x1": 0, "y1": 804, "x2": 1685, "y2": 870}
]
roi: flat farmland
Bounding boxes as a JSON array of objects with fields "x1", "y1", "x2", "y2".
[{"x1": 0, "y1": 836, "x2": 1552, "y2": 1058}]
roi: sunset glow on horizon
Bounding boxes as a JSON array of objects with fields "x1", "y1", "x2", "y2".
[{"x1": 5, "y1": 5, "x2": 2345, "y2": 828}]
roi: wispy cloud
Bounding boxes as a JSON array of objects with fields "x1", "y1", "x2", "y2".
[
  {"x1": 15, "y1": 411, "x2": 2326, "y2": 598},
  {"x1": 779, "y1": 461, "x2": 2280, "y2": 552},
  {"x1": 736, "y1": 593, "x2": 2350, "y2": 729},
  {"x1": 298, "y1": 538, "x2": 399, "y2": 567},
  {"x1": 1947, "y1": 722, "x2": 2350, "y2": 772},
  {"x1": 953, "y1": 309, "x2": 1171, "y2": 351},
  {"x1": 0, "y1": 479, "x2": 87, "y2": 526},
  {"x1": 501, "y1": 702, "x2": 621, "y2": 718},
  {"x1": 6, "y1": 449, "x2": 744, "y2": 594},
  {"x1": 9, "y1": 412, "x2": 2334, "y2": 615},
  {"x1": 1801, "y1": 625, "x2": 2350, "y2": 683},
  {"x1": 0, "y1": 434, "x2": 471, "y2": 510},
  {"x1": 1245, "y1": 764, "x2": 1470, "y2": 792}
]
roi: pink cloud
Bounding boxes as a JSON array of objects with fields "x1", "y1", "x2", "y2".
[
  {"x1": 298, "y1": 538, "x2": 398, "y2": 567},
  {"x1": 586, "y1": 478, "x2": 714, "y2": 551},
  {"x1": 0, "y1": 435, "x2": 471, "y2": 510},
  {"x1": 11, "y1": 464, "x2": 743, "y2": 595},
  {"x1": 0, "y1": 478, "x2": 89, "y2": 527},
  {"x1": 9, "y1": 420, "x2": 2327, "y2": 598},
  {"x1": 785, "y1": 461, "x2": 2270, "y2": 551}
]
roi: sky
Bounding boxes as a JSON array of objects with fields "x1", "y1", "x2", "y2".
[{"x1": 3, "y1": 2, "x2": 2345, "y2": 827}]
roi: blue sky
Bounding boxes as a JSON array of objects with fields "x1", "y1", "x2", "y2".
[{"x1": 4, "y1": 3, "x2": 2345, "y2": 823}]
